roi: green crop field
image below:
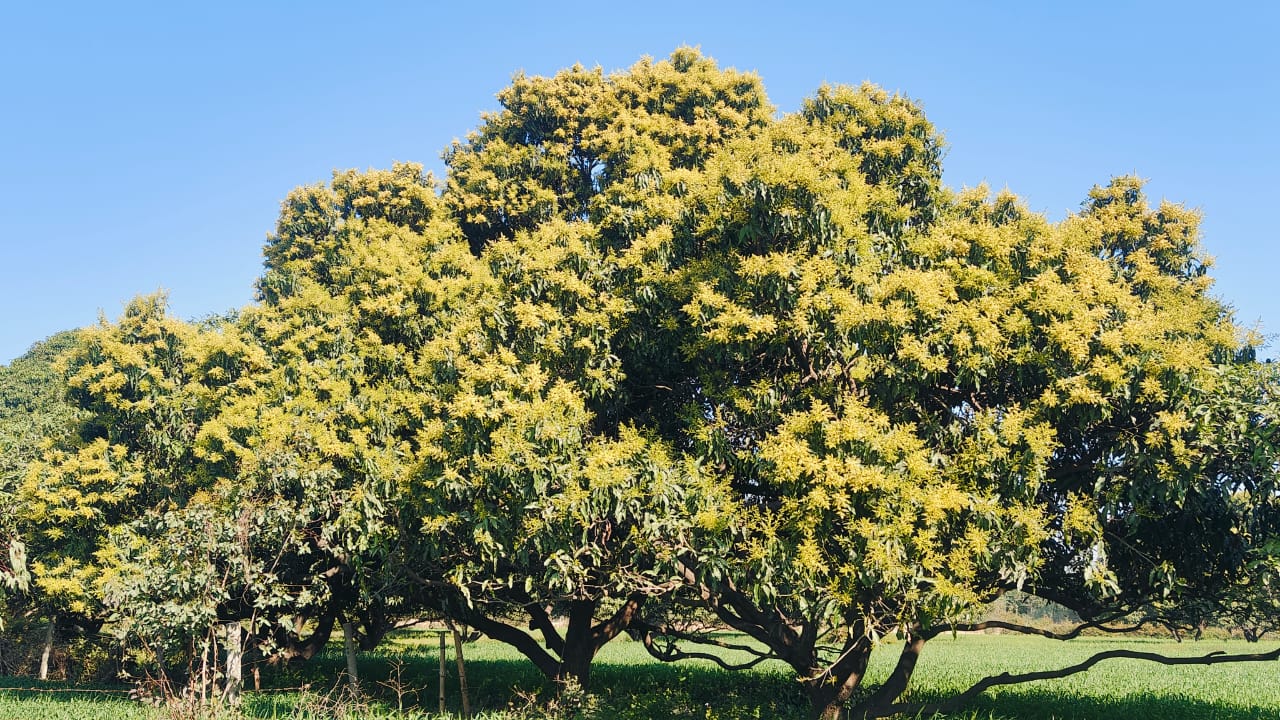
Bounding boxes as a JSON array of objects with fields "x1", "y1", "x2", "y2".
[{"x1": 3, "y1": 634, "x2": 1279, "y2": 719}]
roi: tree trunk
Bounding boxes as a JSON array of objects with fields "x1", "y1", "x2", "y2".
[
  {"x1": 557, "y1": 599, "x2": 597, "y2": 688},
  {"x1": 811, "y1": 700, "x2": 845, "y2": 720},
  {"x1": 341, "y1": 621, "x2": 360, "y2": 695},
  {"x1": 801, "y1": 635, "x2": 873, "y2": 720},
  {"x1": 38, "y1": 616, "x2": 55, "y2": 681},
  {"x1": 276, "y1": 613, "x2": 336, "y2": 664},
  {"x1": 448, "y1": 621, "x2": 472, "y2": 720},
  {"x1": 850, "y1": 630, "x2": 926, "y2": 719},
  {"x1": 199, "y1": 637, "x2": 210, "y2": 704},
  {"x1": 222, "y1": 622, "x2": 243, "y2": 706},
  {"x1": 807, "y1": 684, "x2": 850, "y2": 720},
  {"x1": 438, "y1": 630, "x2": 448, "y2": 715}
]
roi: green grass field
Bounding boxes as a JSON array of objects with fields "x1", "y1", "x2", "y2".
[{"x1": 3, "y1": 634, "x2": 1279, "y2": 719}]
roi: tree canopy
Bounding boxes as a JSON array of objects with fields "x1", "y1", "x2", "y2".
[
  {"x1": 8, "y1": 48, "x2": 1279, "y2": 720},
  {"x1": 0, "y1": 332, "x2": 81, "y2": 612}
]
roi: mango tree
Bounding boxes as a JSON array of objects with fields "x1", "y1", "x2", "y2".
[
  {"x1": 404, "y1": 49, "x2": 775, "y2": 686},
  {"x1": 0, "y1": 332, "x2": 81, "y2": 639},
  {"x1": 15, "y1": 299, "x2": 282, "y2": 692},
  {"x1": 438, "y1": 52, "x2": 1280, "y2": 719},
  {"x1": 244, "y1": 155, "x2": 728, "y2": 687},
  {"x1": 637, "y1": 103, "x2": 1279, "y2": 718}
]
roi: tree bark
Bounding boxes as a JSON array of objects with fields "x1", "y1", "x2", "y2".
[
  {"x1": 222, "y1": 622, "x2": 244, "y2": 706},
  {"x1": 37, "y1": 615, "x2": 55, "y2": 681},
  {"x1": 341, "y1": 620, "x2": 360, "y2": 695},
  {"x1": 850, "y1": 629, "x2": 926, "y2": 718},
  {"x1": 813, "y1": 701, "x2": 844, "y2": 720},
  {"x1": 438, "y1": 630, "x2": 448, "y2": 715},
  {"x1": 558, "y1": 599, "x2": 597, "y2": 688},
  {"x1": 450, "y1": 622, "x2": 472, "y2": 719},
  {"x1": 802, "y1": 636, "x2": 872, "y2": 720}
]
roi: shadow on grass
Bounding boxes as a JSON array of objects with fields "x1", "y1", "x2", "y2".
[
  {"x1": 253, "y1": 652, "x2": 808, "y2": 719},
  {"x1": 0, "y1": 678, "x2": 142, "y2": 720},
  {"x1": 7, "y1": 661, "x2": 1277, "y2": 720},
  {"x1": 961, "y1": 689, "x2": 1277, "y2": 720},
  {"x1": 250, "y1": 654, "x2": 1280, "y2": 720},
  {"x1": 0, "y1": 676, "x2": 132, "y2": 701}
]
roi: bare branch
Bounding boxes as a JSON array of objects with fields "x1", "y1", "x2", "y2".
[
  {"x1": 647, "y1": 644, "x2": 774, "y2": 671},
  {"x1": 922, "y1": 614, "x2": 1153, "y2": 642},
  {"x1": 633, "y1": 619, "x2": 778, "y2": 661},
  {"x1": 635, "y1": 620, "x2": 779, "y2": 671}
]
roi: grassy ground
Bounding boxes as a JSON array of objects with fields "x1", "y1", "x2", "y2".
[{"x1": 2, "y1": 634, "x2": 1279, "y2": 719}]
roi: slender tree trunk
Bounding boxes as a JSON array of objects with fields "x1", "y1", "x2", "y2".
[
  {"x1": 244, "y1": 635, "x2": 260, "y2": 691},
  {"x1": 199, "y1": 637, "x2": 210, "y2": 704},
  {"x1": 223, "y1": 622, "x2": 244, "y2": 706},
  {"x1": 38, "y1": 615, "x2": 55, "y2": 681},
  {"x1": 450, "y1": 623, "x2": 472, "y2": 720},
  {"x1": 438, "y1": 631, "x2": 448, "y2": 715},
  {"x1": 341, "y1": 621, "x2": 360, "y2": 695}
]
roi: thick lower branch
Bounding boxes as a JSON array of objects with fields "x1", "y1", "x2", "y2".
[
  {"x1": 674, "y1": 558, "x2": 809, "y2": 671},
  {"x1": 402, "y1": 566, "x2": 561, "y2": 680},
  {"x1": 460, "y1": 609, "x2": 561, "y2": 680},
  {"x1": 522, "y1": 599, "x2": 565, "y2": 656},
  {"x1": 642, "y1": 636, "x2": 775, "y2": 671},
  {"x1": 851, "y1": 626, "x2": 925, "y2": 718},
  {"x1": 591, "y1": 592, "x2": 646, "y2": 652}
]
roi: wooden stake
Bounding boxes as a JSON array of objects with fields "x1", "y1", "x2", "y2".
[
  {"x1": 199, "y1": 636, "x2": 209, "y2": 705},
  {"x1": 438, "y1": 630, "x2": 447, "y2": 715},
  {"x1": 223, "y1": 622, "x2": 243, "y2": 706},
  {"x1": 342, "y1": 621, "x2": 361, "y2": 696},
  {"x1": 38, "y1": 615, "x2": 55, "y2": 681}
]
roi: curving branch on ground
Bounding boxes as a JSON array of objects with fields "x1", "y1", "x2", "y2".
[{"x1": 859, "y1": 645, "x2": 1280, "y2": 719}]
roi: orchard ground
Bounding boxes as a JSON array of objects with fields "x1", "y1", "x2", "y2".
[{"x1": 3, "y1": 632, "x2": 1279, "y2": 719}]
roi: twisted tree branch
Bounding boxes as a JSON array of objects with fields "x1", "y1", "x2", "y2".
[{"x1": 863, "y1": 645, "x2": 1280, "y2": 719}]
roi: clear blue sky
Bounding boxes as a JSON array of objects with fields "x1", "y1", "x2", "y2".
[{"x1": 3, "y1": 2, "x2": 1277, "y2": 364}]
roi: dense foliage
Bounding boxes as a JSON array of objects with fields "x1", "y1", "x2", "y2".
[
  {"x1": 0, "y1": 333, "x2": 82, "y2": 613},
  {"x1": 5, "y1": 49, "x2": 1278, "y2": 720}
]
